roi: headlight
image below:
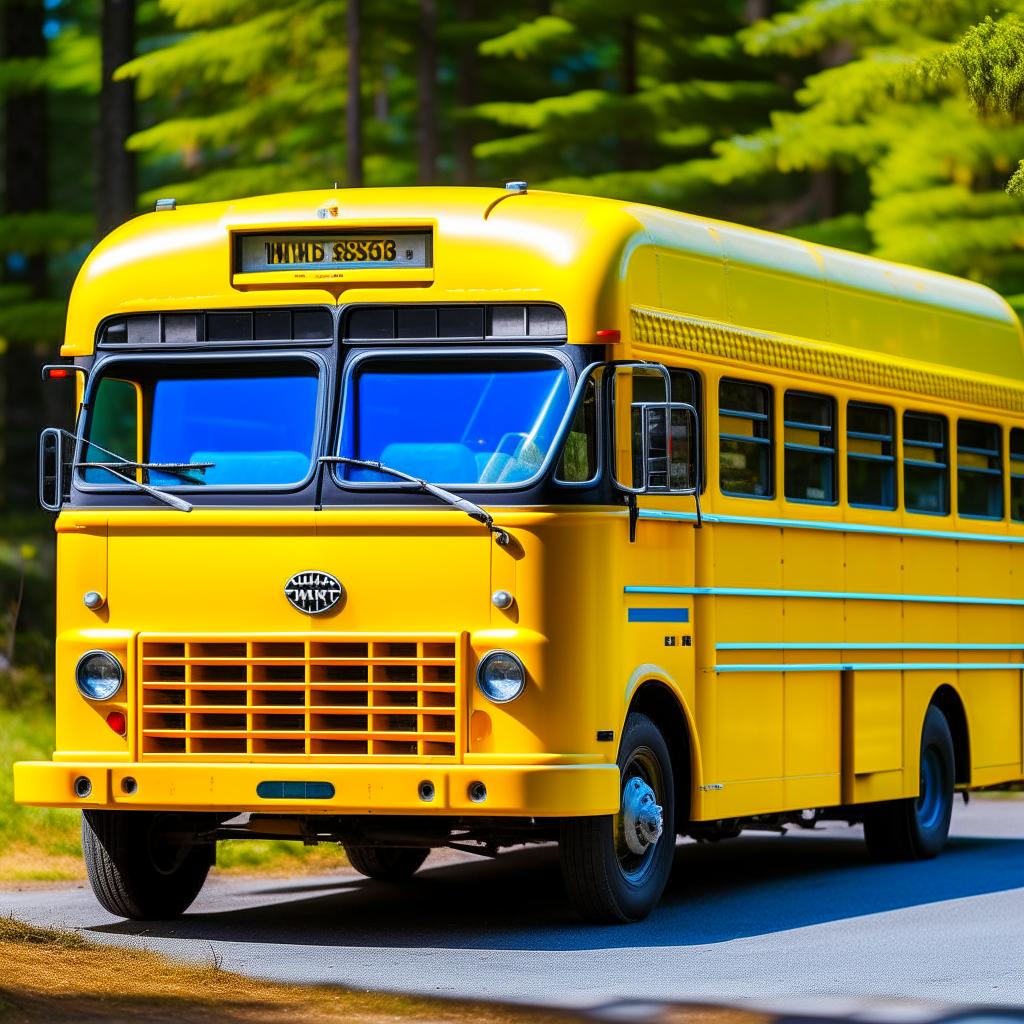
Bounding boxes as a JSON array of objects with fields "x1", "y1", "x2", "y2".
[
  {"x1": 75, "y1": 651, "x2": 124, "y2": 701},
  {"x1": 476, "y1": 650, "x2": 526, "y2": 704}
]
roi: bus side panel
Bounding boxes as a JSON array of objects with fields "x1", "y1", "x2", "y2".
[
  {"x1": 960, "y1": 670, "x2": 1022, "y2": 775},
  {"x1": 958, "y1": 542, "x2": 1022, "y2": 781},
  {"x1": 841, "y1": 670, "x2": 905, "y2": 804}
]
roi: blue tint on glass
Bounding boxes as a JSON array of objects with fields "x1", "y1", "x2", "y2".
[
  {"x1": 147, "y1": 375, "x2": 318, "y2": 486},
  {"x1": 340, "y1": 363, "x2": 571, "y2": 485}
]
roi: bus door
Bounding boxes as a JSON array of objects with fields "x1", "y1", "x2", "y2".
[{"x1": 608, "y1": 362, "x2": 701, "y2": 716}]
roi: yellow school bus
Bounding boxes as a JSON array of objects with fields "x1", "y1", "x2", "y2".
[{"x1": 15, "y1": 185, "x2": 1024, "y2": 923}]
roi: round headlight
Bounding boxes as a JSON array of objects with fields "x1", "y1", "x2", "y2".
[
  {"x1": 476, "y1": 650, "x2": 526, "y2": 704},
  {"x1": 76, "y1": 651, "x2": 124, "y2": 702}
]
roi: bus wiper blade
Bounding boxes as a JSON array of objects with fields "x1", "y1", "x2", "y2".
[
  {"x1": 322, "y1": 456, "x2": 509, "y2": 544},
  {"x1": 78, "y1": 460, "x2": 214, "y2": 482},
  {"x1": 65, "y1": 431, "x2": 200, "y2": 513},
  {"x1": 82, "y1": 462, "x2": 194, "y2": 512}
]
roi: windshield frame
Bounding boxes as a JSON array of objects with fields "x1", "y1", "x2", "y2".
[
  {"x1": 331, "y1": 346, "x2": 579, "y2": 493},
  {"x1": 73, "y1": 348, "x2": 330, "y2": 497}
]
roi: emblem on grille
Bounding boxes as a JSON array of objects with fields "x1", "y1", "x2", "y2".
[{"x1": 284, "y1": 571, "x2": 343, "y2": 614}]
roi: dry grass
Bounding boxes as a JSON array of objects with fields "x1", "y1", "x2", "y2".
[{"x1": 0, "y1": 915, "x2": 572, "y2": 1024}]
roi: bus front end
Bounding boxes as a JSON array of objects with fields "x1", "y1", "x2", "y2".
[{"x1": 16, "y1": 190, "x2": 701, "y2": 925}]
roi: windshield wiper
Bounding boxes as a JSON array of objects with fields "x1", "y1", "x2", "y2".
[
  {"x1": 322, "y1": 456, "x2": 510, "y2": 544},
  {"x1": 67, "y1": 431, "x2": 212, "y2": 513}
]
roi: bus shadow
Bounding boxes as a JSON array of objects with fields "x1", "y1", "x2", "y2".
[{"x1": 89, "y1": 827, "x2": 1024, "y2": 952}]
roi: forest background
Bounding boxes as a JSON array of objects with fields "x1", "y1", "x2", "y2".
[{"x1": 0, "y1": 0, "x2": 1023, "y2": 873}]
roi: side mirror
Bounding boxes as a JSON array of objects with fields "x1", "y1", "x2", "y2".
[
  {"x1": 636, "y1": 402, "x2": 699, "y2": 493},
  {"x1": 39, "y1": 428, "x2": 69, "y2": 512}
]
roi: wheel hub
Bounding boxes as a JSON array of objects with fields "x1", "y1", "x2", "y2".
[{"x1": 622, "y1": 776, "x2": 664, "y2": 855}]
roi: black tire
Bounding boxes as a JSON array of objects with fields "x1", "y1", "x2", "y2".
[
  {"x1": 344, "y1": 845, "x2": 430, "y2": 880},
  {"x1": 863, "y1": 704, "x2": 955, "y2": 861},
  {"x1": 81, "y1": 810, "x2": 213, "y2": 920},
  {"x1": 559, "y1": 711, "x2": 675, "y2": 924}
]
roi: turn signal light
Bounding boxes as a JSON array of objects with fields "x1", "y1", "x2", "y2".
[{"x1": 105, "y1": 710, "x2": 127, "y2": 736}]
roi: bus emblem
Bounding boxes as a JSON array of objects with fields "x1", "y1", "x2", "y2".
[{"x1": 284, "y1": 571, "x2": 343, "y2": 614}]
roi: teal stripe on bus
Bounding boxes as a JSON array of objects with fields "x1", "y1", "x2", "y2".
[
  {"x1": 637, "y1": 507, "x2": 1024, "y2": 546},
  {"x1": 624, "y1": 585, "x2": 1024, "y2": 607}
]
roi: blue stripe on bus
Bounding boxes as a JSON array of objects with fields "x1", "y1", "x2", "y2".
[
  {"x1": 623, "y1": 585, "x2": 1024, "y2": 607},
  {"x1": 628, "y1": 607, "x2": 690, "y2": 623},
  {"x1": 636, "y1": 507, "x2": 1024, "y2": 545}
]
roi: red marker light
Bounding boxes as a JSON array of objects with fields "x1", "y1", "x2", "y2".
[
  {"x1": 596, "y1": 329, "x2": 621, "y2": 342},
  {"x1": 44, "y1": 366, "x2": 71, "y2": 380},
  {"x1": 105, "y1": 710, "x2": 127, "y2": 736}
]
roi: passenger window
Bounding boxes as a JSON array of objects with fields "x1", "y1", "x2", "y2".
[
  {"x1": 903, "y1": 411, "x2": 948, "y2": 515},
  {"x1": 847, "y1": 402, "x2": 895, "y2": 510},
  {"x1": 719, "y1": 379, "x2": 772, "y2": 498},
  {"x1": 556, "y1": 377, "x2": 597, "y2": 483},
  {"x1": 1011, "y1": 428, "x2": 1024, "y2": 522},
  {"x1": 957, "y1": 419, "x2": 1003, "y2": 519},
  {"x1": 784, "y1": 391, "x2": 835, "y2": 504}
]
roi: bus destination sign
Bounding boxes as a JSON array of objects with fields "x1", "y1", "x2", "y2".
[{"x1": 238, "y1": 231, "x2": 432, "y2": 273}]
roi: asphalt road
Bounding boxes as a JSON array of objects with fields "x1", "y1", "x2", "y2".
[{"x1": 2, "y1": 798, "x2": 1023, "y2": 1012}]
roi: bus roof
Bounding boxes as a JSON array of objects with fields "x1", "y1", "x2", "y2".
[{"x1": 63, "y1": 186, "x2": 1024, "y2": 386}]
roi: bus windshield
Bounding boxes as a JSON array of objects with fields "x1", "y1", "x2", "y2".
[
  {"x1": 80, "y1": 360, "x2": 320, "y2": 488},
  {"x1": 338, "y1": 354, "x2": 573, "y2": 486}
]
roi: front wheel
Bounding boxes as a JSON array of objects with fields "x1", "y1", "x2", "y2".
[
  {"x1": 82, "y1": 810, "x2": 213, "y2": 920},
  {"x1": 559, "y1": 712, "x2": 675, "y2": 923},
  {"x1": 863, "y1": 704, "x2": 955, "y2": 861}
]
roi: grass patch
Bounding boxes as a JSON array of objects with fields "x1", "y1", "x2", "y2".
[
  {"x1": 0, "y1": 919, "x2": 572, "y2": 1024},
  {"x1": 215, "y1": 839, "x2": 349, "y2": 876},
  {"x1": 0, "y1": 705, "x2": 82, "y2": 881},
  {"x1": 0, "y1": 705, "x2": 348, "y2": 882}
]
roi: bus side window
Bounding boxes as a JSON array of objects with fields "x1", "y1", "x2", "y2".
[
  {"x1": 1011, "y1": 428, "x2": 1024, "y2": 522},
  {"x1": 847, "y1": 402, "x2": 896, "y2": 510},
  {"x1": 784, "y1": 390, "x2": 836, "y2": 504},
  {"x1": 719, "y1": 378, "x2": 772, "y2": 498},
  {"x1": 83, "y1": 378, "x2": 139, "y2": 483},
  {"x1": 556, "y1": 377, "x2": 597, "y2": 483},
  {"x1": 903, "y1": 411, "x2": 948, "y2": 515},
  {"x1": 957, "y1": 418, "x2": 1003, "y2": 519}
]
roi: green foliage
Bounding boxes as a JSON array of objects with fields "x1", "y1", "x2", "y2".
[{"x1": 698, "y1": 0, "x2": 1024, "y2": 292}]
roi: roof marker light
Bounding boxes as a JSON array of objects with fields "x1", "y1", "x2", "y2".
[{"x1": 596, "y1": 329, "x2": 621, "y2": 343}]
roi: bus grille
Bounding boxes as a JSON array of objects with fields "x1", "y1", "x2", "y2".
[{"x1": 138, "y1": 635, "x2": 461, "y2": 761}]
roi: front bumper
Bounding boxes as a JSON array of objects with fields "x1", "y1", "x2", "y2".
[{"x1": 13, "y1": 760, "x2": 620, "y2": 817}]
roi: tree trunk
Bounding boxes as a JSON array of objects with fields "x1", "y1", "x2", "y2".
[
  {"x1": 744, "y1": 0, "x2": 772, "y2": 22},
  {"x1": 2, "y1": 0, "x2": 50, "y2": 512},
  {"x1": 417, "y1": 0, "x2": 438, "y2": 185},
  {"x1": 98, "y1": 0, "x2": 137, "y2": 235},
  {"x1": 346, "y1": 0, "x2": 363, "y2": 187},
  {"x1": 620, "y1": 15, "x2": 639, "y2": 170},
  {"x1": 454, "y1": 0, "x2": 476, "y2": 185},
  {"x1": 3, "y1": 0, "x2": 48, "y2": 296}
]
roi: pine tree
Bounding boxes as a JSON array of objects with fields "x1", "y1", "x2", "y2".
[
  {"x1": 695, "y1": 0, "x2": 1024, "y2": 308},
  {"x1": 469, "y1": 1, "x2": 812, "y2": 223}
]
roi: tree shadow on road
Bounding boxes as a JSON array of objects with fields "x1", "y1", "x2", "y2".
[{"x1": 88, "y1": 826, "x2": 1024, "y2": 952}]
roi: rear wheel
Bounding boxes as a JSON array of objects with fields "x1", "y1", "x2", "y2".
[
  {"x1": 344, "y1": 845, "x2": 429, "y2": 880},
  {"x1": 559, "y1": 711, "x2": 675, "y2": 924},
  {"x1": 863, "y1": 704, "x2": 955, "y2": 861},
  {"x1": 82, "y1": 810, "x2": 213, "y2": 920}
]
